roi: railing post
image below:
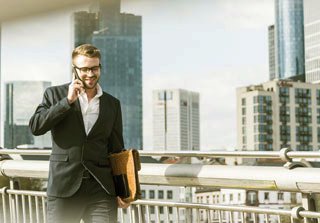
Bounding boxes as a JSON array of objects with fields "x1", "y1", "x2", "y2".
[{"x1": 301, "y1": 193, "x2": 318, "y2": 223}]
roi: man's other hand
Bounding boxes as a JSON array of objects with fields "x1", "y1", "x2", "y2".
[{"x1": 117, "y1": 197, "x2": 130, "y2": 209}]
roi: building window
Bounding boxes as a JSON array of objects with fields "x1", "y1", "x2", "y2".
[
  {"x1": 264, "y1": 192, "x2": 269, "y2": 200},
  {"x1": 278, "y1": 192, "x2": 284, "y2": 200},
  {"x1": 141, "y1": 190, "x2": 146, "y2": 199},
  {"x1": 167, "y1": 190, "x2": 173, "y2": 199},
  {"x1": 159, "y1": 207, "x2": 164, "y2": 214},
  {"x1": 230, "y1": 194, "x2": 233, "y2": 202},
  {"x1": 242, "y1": 98, "x2": 246, "y2": 105},
  {"x1": 150, "y1": 190, "x2": 155, "y2": 199},
  {"x1": 158, "y1": 190, "x2": 164, "y2": 199},
  {"x1": 150, "y1": 206, "x2": 155, "y2": 214}
]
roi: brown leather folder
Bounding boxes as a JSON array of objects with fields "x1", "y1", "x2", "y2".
[{"x1": 109, "y1": 149, "x2": 141, "y2": 202}]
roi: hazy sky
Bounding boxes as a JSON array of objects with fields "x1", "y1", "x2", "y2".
[{"x1": 0, "y1": 0, "x2": 274, "y2": 150}]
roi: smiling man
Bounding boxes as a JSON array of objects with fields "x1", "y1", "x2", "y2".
[{"x1": 29, "y1": 44, "x2": 129, "y2": 223}]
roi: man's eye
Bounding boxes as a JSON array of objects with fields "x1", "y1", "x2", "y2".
[{"x1": 81, "y1": 68, "x2": 89, "y2": 72}]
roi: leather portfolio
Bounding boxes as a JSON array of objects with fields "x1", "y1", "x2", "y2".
[{"x1": 108, "y1": 149, "x2": 141, "y2": 202}]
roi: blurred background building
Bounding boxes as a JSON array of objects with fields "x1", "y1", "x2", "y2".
[
  {"x1": 73, "y1": 0, "x2": 143, "y2": 150},
  {"x1": 269, "y1": 0, "x2": 305, "y2": 81},
  {"x1": 4, "y1": 81, "x2": 51, "y2": 149},
  {"x1": 153, "y1": 89, "x2": 200, "y2": 151}
]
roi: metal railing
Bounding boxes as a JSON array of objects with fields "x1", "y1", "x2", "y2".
[{"x1": 0, "y1": 149, "x2": 319, "y2": 223}]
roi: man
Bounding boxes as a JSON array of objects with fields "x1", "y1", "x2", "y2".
[{"x1": 29, "y1": 44, "x2": 129, "y2": 223}]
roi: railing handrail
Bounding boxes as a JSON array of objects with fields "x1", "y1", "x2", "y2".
[
  {"x1": 1, "y1": 148, "x2": 320, "y2": 159},
  {"x1": 0, "y1": 160, "x2": 320, "y2": 193}
]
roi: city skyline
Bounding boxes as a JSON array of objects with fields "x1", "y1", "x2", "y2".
[{"x1": 1, "y1": 1, "x2": 275, "y2": 150}]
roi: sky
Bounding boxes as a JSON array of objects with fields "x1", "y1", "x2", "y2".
[{"x1": 0, "y1": 0, "x2": 274, "y2": 150}]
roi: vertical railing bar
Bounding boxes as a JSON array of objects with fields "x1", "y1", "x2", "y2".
[
  {"x1": 137, "y1": 205, "x2": 142, "y2": 223},
  {"x1": 177, "y1": 207, "x2": 180, "y2": 223},
  {"x1": 145, "y1": 205, "x2": 150, "y2": 223},
  {"x1": 207, "y1": 209, "x2": 211, "y2": 223},
  {"x1": 155, "y1": 206, "x2": 160, "y2": 223},
  {"x1": 42, "y1": 196, "x2": 46, "y2": 223},
  {"x1": 132, "y1": 205, "x2": 136, "y2": 223},
  {"x1": 317, "y1": 218, "x2": 320, "y2": 223},
  {"x1": 265, "y1": 214, "x2": 269, "y2": 223},
  {"x1": 9, "y1": 192, "x2": 15, "y2": 223},
  {"x1": 196, "y1": 208, "x2": 200, "y2": 223},
  {"x1": 277, "y1": 214, "x2": 282, "y2": 223},
  {"x1": 28, "y1": 195, "x2": 33, "y2": 223},
  {"x1": 35, "y1": 196, "x2": 40, "y2": 223},
  {"x1": 128, "y1": 206, "x2": 133, "y2": 223},
  {"x1": 229, "y1": 211, "x2": 234, "y2": 223},
  {"x1": 241, "y1": 211, "x2": 245, "y2": 223},
  {"x1": 253, "y1": 213, "x2": 257, "y2": 223},
  {"x1": 21, "y1": 195, "x2": 26, "y2": 223},
  {"x1": 218, "y1": 210, "x2": 222, "y2": 223},
  {"x1": 164, "y1": 206, "x2": 169, "y2": 223},
  {"x1": 119, "y1": 208, "x2": 124, "y2": 223},
  {"x1": 2, "y1": 192, "x2": 7, "y2": 223},
  {"x1": 15, "y1": 194, "x2": 20, "y2": 223},
  {"x1": 290, "y1": 217, "x2": 294, "y2": 223}
]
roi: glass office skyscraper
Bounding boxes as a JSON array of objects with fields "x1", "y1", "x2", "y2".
[
  {"x1": 275, "y1": 0, "x2": 305, "y2": 79},
  {"x1": 73, "y1": 0, "x2": 143, "y2": 150},
  {"x1": 4, "y1": 81, "x2": 52, "y2": 149}
]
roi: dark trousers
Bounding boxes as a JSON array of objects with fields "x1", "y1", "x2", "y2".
[{"x1": 47, "y1": 176, "x2": 117, "y2": 223}]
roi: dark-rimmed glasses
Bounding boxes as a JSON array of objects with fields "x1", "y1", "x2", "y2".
[{"x1": 72, "y1": 64, "x2": 101, "y2": 75}]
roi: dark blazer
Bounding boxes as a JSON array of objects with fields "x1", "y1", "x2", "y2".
[{"x1": 29, "y1": 83, "x2": 124, "y2": 198}]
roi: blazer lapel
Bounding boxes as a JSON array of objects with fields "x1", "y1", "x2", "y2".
[
  {"x1": 87, "y1": 95, "x2": 107, "y2": 137},
  {"x1": 74, "y1": 99, "x2": 86, "y2": 134}
]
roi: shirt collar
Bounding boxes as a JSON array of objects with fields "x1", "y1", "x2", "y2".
[
  {"x1": 95, "y1": 83, "x2": 103, "y2": 98},
  {"x1": 79, "y1": 83, "x2": 103, "y2": 98}
]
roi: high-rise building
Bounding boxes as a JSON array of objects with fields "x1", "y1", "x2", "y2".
[
  {"x1": 274, "y1": 0, "x2": 305, "y2": 80},
  {"x1": 0, "y1": 24, "x2": 2, "y2": 146},
  {"x1": 73, "y1": 0, "x2": 143, "y2": 150},
  {"x1": 268, "y1": 25, "x2": 276, "y2": 80},
  {"x1": 73, "y1": 11, "x2": 99, "y2": 47},
  {"x1": 4, "y1": 81, "x2": 51, "y2": 149},
  {"x1": 304, "y1": 0, "x2": 320, "y2": 83},
  {"x1": 153, "y1": 89, "x2": 200, "y2": 151},
  {"x1": 237, "y1": 79, "x2": 320, "y2": 152}
]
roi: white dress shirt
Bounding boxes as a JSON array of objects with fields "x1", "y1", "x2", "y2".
[{"x1": 78, "y1": 84, "x2": 103, "y2": 135}]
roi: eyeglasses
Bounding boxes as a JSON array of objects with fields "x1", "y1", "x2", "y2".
[{"x1": 72, "y1": 64, "x2": 101, "y2": 74}]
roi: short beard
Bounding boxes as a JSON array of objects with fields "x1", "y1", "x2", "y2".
[{"x1": 83, "y1": 76, "x2": 100, "y2": 90}]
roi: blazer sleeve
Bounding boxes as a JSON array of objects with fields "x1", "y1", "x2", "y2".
[
  {"x1": 29, "y1": 87, "x2": 72, "y2": 136},
  {"x1": 108, "y1": 99, "x2": 125, "y2": 153}
]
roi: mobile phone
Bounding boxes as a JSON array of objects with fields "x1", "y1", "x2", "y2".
[{"x1": 73, "y1": 67, "x2": 82, "y2": 81}]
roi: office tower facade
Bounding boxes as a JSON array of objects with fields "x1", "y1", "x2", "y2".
[
  {"x1": 304, "y1": 0, "x2": 320, "y2": 83},
  {"x1": 153, "y1": 89, "x2": 200, "y2": 151},
  {"x1": 73, "y1": 0, "x2": 143, "y2": 150},
  {"x1": 0, "y1": 24, "x2": 2, "y2": 146},
  {"x1": 4, "y1": 81, "x2": 51, "y2": 149},
  {"x1": 73, "y1": 11, "x2": 99, "y2": 47},
  {"x1": 237, "y1": 79, "x2": 320, "y2": 152},
  {"x1": 268, "y1": 25, "x2": 276, "y2": 80},
  {"x1": 275, "y1": 0, "x2": 305, "y2": 79},
  {"x1": 305, "y1": 20, "x2": 320, "y2": 83}
]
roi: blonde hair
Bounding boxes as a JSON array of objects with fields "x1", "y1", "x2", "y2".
[{"x1": 72, "y1": 44, "x2": 101, "y2": 62}]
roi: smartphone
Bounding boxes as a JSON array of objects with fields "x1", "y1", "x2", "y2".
[{"x1": 73, "y1": 67, "x2": 82, "y2": 82}]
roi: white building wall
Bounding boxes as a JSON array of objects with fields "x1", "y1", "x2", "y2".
[
  {"x1": 237, "y1": 80, "x2": 320, "y2": 152},
  {"x1": 153, "y1": 89, "x2": 200, "y2": 151}
]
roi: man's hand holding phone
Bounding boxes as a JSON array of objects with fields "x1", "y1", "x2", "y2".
[{"x1": 67, "y1": 78, "x2": 84, "y2": 104}]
